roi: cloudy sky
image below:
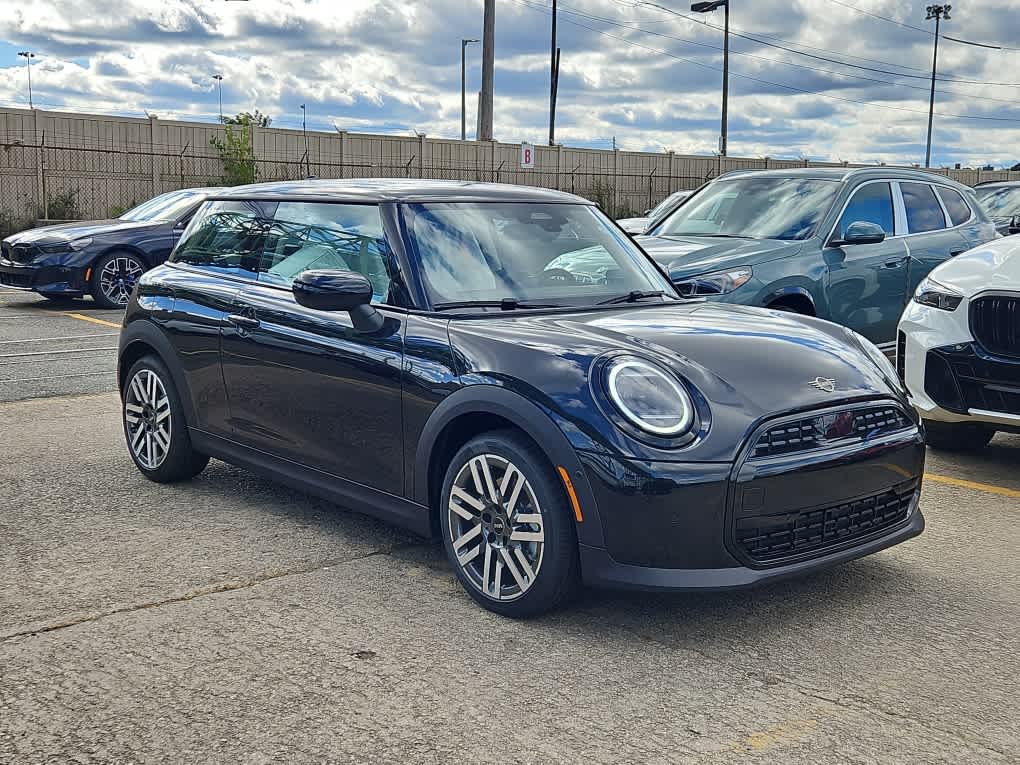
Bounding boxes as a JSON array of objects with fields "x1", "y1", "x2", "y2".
[{"x1": 0, "y1": 0, "x2": 1017, "y2": 167}]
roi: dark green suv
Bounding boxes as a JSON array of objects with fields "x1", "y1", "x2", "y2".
[{"x1": 638, "y1": 168, "x2": 997, "y2": 350}]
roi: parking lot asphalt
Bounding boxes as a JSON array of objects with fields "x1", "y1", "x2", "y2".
[{"x1": 1, "y1": 287, "x2": 1018, "y2": 763}]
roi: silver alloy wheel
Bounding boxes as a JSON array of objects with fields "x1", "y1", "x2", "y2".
[
  {"x1": 124, "y1": 368, "x2": 172, "y2": 470},
  {"x1": 100, "y1": 256, "x2": 143, "y2": 305},
  {"x1": 447, "y1": 454, "x2": 545, "y2": 601}
]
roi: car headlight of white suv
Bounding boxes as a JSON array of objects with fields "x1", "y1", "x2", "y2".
[{"x1": 913, "y1": 277, "x2": 964, "y2": 311}]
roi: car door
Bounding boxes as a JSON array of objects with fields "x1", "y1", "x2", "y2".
[
  {"x1": 822, "y1": 180, "x2": 909, "y2": 345},
  {"x1": 219, "y1": 200, "x2": 405, "y2": 494},
  {"x1": 897, "y1": 181, "x2": 969, "y2": 300}
]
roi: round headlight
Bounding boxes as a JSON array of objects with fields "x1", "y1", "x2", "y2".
[{"x1": 605, "y1": 358, "x2": 694, "y2": 437}]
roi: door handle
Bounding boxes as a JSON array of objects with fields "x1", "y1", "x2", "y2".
[
  {"x1": 949, "y1": 249, "x2": 966, "y2": 257},
  {"x1": 883, "y1": 257, "x2": 908, "y2": 268},
  {"x1": 227, "y1": 313, "x2": 260, "y2": 329}
]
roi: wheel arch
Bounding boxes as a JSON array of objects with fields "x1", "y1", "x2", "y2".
[
  {"x1": 414, "y1": 385, "x2": 606, "y2": 548},
  {"x1": 118, "y1": 319, "x2": 197, "y2": 425},
  {"x1": 762, "y1": 284, "x2": 818, "y2": 315},
  {"x1": 90, "y1": 244, "x2": 155, "y2": 273}
]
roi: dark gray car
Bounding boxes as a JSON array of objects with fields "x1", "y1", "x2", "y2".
[{"x1": 973, "y1": 181, "x2": 1020, "y2": 236}]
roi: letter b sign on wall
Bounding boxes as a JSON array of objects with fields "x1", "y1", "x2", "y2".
[{"x1": 520, "y1": 143, "x2": 535, "y2": 169}]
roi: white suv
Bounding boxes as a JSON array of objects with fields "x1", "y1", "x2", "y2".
[{"x1": 898, "y1": 235, "x2": 1020, "y2": 450}]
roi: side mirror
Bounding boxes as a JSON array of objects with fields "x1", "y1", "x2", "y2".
[
  {"x1": 643, "y1": 208, "x2": 652, "y2": 216},
  {"x1": 292, "y1": 269, "x2": 384, "y2": 333},
  {"x1": 830, "y1": 220, "x2": 886, "y2": 247}
]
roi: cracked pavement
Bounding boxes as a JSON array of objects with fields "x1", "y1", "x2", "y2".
[{"x1": 1, "y1": 291, "x2": 1018, "y2": 763}]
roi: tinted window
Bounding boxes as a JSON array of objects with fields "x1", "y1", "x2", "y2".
[
  {"x1": 257, "y1": 203, "x2": 393, "y2": 302},
  {"x1": 402, "y1": 202, "x2": 672, "y2": 306},
  {"x1": 935, "y1": 187, "x2": 973, "y2": 226},
  {"x1": 901, "y1": 182, "x2": 946, "y2": 233},
  {"x1": 838, "y1": 182, "x2": 895, "y2": 237},
  {"x1": 654, "y1": 178, "x2": 840, "y2": 240},
  {"x1": 170, "y1": 200, "x2": 276, "y2": 280}
]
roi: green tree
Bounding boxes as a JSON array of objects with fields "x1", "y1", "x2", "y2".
[
  {"x1": 221, "y1": 110, "x2": 272, "y2": 128},
  {"x1": 210, "y1": 119, "x2": 259, "y2": 186}
]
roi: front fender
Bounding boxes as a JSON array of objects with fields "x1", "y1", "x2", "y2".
[
  {"x1": 413, "y1": 384, "x2": 606, "y2": 548},
  {"x1": 118, "y1": 317, "x2": 197, "y2": 426}
]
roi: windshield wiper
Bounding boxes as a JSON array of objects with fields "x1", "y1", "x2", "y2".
[
  {"x1": 672, "y1": 232, "x2": 756, "y2": 239},
  {"x1": 432, "y1": 298, "x2": 561, "y2": 312},
  {"x1": 597, "y1": 290, "x2": 668, "y2": 306}
]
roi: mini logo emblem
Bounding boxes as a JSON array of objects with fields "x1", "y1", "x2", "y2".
[{"x1": 809, "y1": 376, "x2": 837, "y2": 393}]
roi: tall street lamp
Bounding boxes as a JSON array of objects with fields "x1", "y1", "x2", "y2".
[
  {"x1": 300, "y1": 103, "x2": 310, "y2": 177},
  {"x1": 18, "y1": 51, "x2": 35, "y2": 110},
  {"x1": 461, "y1": 38, "x2": 479, "y2": 141},
  {"x1": 212, "y1": 73, "x2": 223, "y2": 122},
  {"x1": 691, "y1": 0, "x2": 729, "y2": 156},
  {"x1": 924, "y1": 4, "x2": 951, "y2": 169}
]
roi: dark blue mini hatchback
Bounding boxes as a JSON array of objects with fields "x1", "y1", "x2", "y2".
[{"x1": 117, "y1": 180, "x2": 925, "y2": 616}]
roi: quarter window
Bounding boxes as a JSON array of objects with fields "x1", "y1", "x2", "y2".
[
  {"x1": 935, "y1": 187, "x2": 973, "y2": 226},
  {"x1": 171, "y1": 200, "x2": 276, "y2": 280},
  {"x1": 900, "y1": 182, "x2": 947, "y2": 233},
  {"x1": 838, "y1": 182, "x2": 895, "y2": 237}
]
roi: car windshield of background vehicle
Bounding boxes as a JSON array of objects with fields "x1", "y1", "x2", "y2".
[
  {"x1": 648, "y1": 191, "x2": 689, "y2": 220},
  {"x1": 120, "y1": 191, "x2": 202, "y2": 223},
  {"x1": 975, "y1": 186, "x2": 1020, "y2": 220},
  {"x1": 652, "y1": 178, "x2": 839, "y2": 241},
  {"x1": 401, "y1": 202, "x2": 676, "y2": 308}
]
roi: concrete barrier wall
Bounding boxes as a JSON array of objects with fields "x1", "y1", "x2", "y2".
[{"x1": 1, "y1": 105, "x2": 1017, "y2": 233}]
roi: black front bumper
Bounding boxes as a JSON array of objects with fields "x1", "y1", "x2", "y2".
[
  {"x1": 576, "y1": 403, "x2": 926, "y2": 591},
  {"x1": 0, "y1": 262, "x2": 89, "y2": 295}
]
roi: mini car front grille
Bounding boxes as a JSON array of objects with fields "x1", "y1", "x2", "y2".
[
  {"x1": 750, "y1": 405, "x2": 912, "y2": 459},
  {"x1": 735, "y1": 487, "x2": 914, "y2": 565},
  {"x1": 970, "y1": 295, "x2": 1020, "y2": 358}
]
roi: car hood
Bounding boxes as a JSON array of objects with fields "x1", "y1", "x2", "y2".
[
  {"x1": 616, "y1": 217, "x2": 650, "y2": 233},
  {"x1": 928, "y1": 237, "x2": 1020, "y2": 296},
  {"x1": 636, "y1": 234, "x2": 802, "y2": 281},
  {"x1": 450, "y1": 302, "x2": 903, "y2": 462},
  {"x1": 3, "y1": 219, "x2": 161, "y2": 244}
]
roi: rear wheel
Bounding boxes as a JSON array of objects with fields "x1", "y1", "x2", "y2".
[
  {"x1": 122, "y1": 355, "x2": 208, "y2": 482},
  {"x1": 923, "y1": 420, "x2": 995, "y2": 451},
  {"x1": 440, "y1": 431, "x2": 580, "y2": 618},
  {"x1": 91, "y1": 251, "x2": 145, "y2": 308}
]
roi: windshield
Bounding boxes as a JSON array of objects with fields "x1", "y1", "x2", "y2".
[
  {"x1": 401, "y1": 202, "x2": 675, "y2": 308},
  {"x1": 975, "y1": 186, "x2": 1020, "y2": 219},
  {"x1": 652, "y1": 177, "x2": 840, "y2": 240},
  {"x1": 648, "y1": 190, "x2": 689, "y2": 220},
  {"x1": 120, "y1": 190, "x2": 205, "y2": 222}
]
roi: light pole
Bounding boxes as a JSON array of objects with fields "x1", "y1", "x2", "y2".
[
  {"x1": 461, "y1": 38, "x2": 479, "y2": 141},
  {"x1": 300, "y1": 103, "x2": 310, "y2": 177},
  {"x1": 924, "y1": 4, "x2": 950, "y2": 169},
  {"x1": 691, "y1": 1, "x2": 729, "y2": 156},
  {"x1": 549, "y1": 0, "x2": 560, "y2": 146},
  {"x1": 17, "y1": 51, "x2": 35, "y2": 109},
  {"x1": 479, "y1": 0, "x2": 495, "y2": 141},
  {"x1": 212, "y1": 74, "x2": 223, "y2": 122}
]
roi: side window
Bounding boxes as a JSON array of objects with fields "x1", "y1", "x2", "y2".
[
  {"x1": 171, "y1": 200, "x2": 276, "y2": 280},
  {"x1": 901, "y1": 182, "x2": 947, "y2": 233},
  {"x1": 935, "y1": 187, "x2": 973, "y2": 226},
  {"x1": 257, "y1": 202, "x2": 393, "y2": 303},
  {"x1": 838, "y1": 182, "x2": 895, "y2": 237}
]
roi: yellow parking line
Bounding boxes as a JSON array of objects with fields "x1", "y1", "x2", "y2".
[
  {"x1": 924, "y1": 472, "x2": 1020, "y2": 499},
  {"x1": 64, "y1": 312, "x2": 122, "y2": 329}
]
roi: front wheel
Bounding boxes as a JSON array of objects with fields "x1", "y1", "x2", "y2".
[
  {"x1": 123, "y1": 355, "x2": 209, "y2": 482},
  {"x1": 91, "y1": 251, "x2": 145, "y2": 308},
  {"x1": 440, "y1": 431, "x2": 580, "y2": 618},
  {"x1": 923, "y1": 420, "x2": 995, "y2": 451}
]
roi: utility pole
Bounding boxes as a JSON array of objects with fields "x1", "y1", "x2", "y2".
[
  {"x1": 461, "y1": 38, "x2": 479, "y2": 141},
  {"x1": 300, "y1": 104, "x2": 310, "y2": 177},
  {"x1": 924, "y1": 4, "x2": 950, "y2": 169},
  {"x1": 479, "y1": 0, "x2": 495, "y2": 141},
  {"x1": 691, "y1": 1, "x2": 729, "y2": 156},
  {"x1": 18, "y1": 51, "x2": 35, "y2": 109},
  {"x1": 212, "y1": 74, "x2": 223, "y2": 122},
  {"x1": 549, "y1": 0, "x2": 560, "y2": 146}
]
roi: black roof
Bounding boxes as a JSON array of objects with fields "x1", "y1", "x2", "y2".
[{"x1": 212, "y1": 178, "x2": 591, "y2": 204}]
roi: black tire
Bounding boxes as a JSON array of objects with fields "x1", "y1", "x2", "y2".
[
  {"x1": 90, "y1": 251, "x2": 146, "y2": 309},
  {"x1": 768, "y1": 301, "x2": 805, "y2": 314},
  {"x1": 923, "y1": 420, "x2": 995, "y2": 452},
  {"x1": 122, "y1": 355, "x2": 209, "y2": 483},
  {"x1": 439, "y1": 430, "x2": 580, "y2": 618}
]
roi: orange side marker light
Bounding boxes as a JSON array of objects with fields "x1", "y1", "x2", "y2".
[{"x1": 557, "y1": 466, "x2": 584, "y2": 523}]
